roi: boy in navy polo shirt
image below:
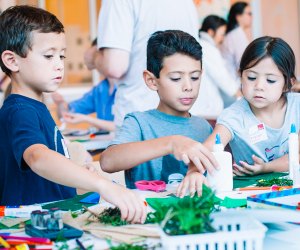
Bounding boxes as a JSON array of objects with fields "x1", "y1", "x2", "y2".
[{"x1": 0, "y1": 5, "x2": 146, "y2": 224}]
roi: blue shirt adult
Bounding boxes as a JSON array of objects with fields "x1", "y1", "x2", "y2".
[
  {"x1": 69, "y1": 79, "x2": 116, "y2": 121},
  {"x1": 110, "y1": 109, "x2": 212, "y2": 188},
  {"x1": 0, "y1": 94, "x2": 76, "y2": 205}
]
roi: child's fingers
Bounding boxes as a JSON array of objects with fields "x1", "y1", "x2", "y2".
[
  {"x1": 239, "y1": 161, "x2": 255, "y2": 173},
  {"x1": 190, "y1": 157, "x2": 205, "y2": 174},
  {"x1": 235, "y1": 163, "x2": 253, "y2": 175},
  {"x1": 125, "y1": 194, "x2": 147, "y2": 224},
  {"x1": 181, "y1": 153, "x2": 190, "y2": 165},
  {"x1": 126, "y1": 206, "x2": 136, "y2": 223},
  {"x1": 127, "y1": 194, "x2": 145, "y2": 224},
  {"x1": 119, "y1": 203, "x2": 129, "y2": 222},
  {"x1": 233, "y1": 169, "x2": 245, "y2": 176},
  {"x1": 197, "y1": 144, "x2": 219, "y2": 170},
  {"x1": 252, "y1": 155, "x2": 264, "y2": 164},
  {"x1": 186, "y1": 153, "x2": 209, "y2": 174},
  {"x1": 189, "y1": 178, "x2": 196, "y2": 198},
  {"x1": 176, "y1": 182, "x2": 184, "y2": 197},
  {"x1": 197, "y1": 153, "x2": 215, "y2": 174},
  {"x1": 140, "y1": 202, "x2": 147, "y2": 224},
  {"x1": 233, "y1": 164, "x2": 246, "y2": 176},
  {"x1": 195, "y1": 178, "x2": 203, "y2": 197},
  {"x1": 131, "y1": 202, "x2": 146, "y2": 224},
  {"x1": 176, "y1": 180, "x2": 188, "y2": 198}
]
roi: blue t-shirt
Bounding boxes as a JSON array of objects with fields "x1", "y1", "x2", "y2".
[
  {"x1": 217, "y1": 93, "x2": 300, "y2": 165},
  {"x1": 110, "y1": 109, "x2": 212, "y2": 188},
  {"x1": 0, "y1": 94, "x2": 76, "y2": 205},
  {"x1": 69, "y1": 79, "x2": 116, "y2": 121}
]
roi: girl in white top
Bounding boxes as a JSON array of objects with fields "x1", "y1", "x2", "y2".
[
  {"x1": 178, "y1": 36, "x2": 300, "y2": 195},
  {"x1": 208, "y1": 36, "x2": 299, "y2": 176},
  {"x1": 221, "y1": 2, "x2": 252, "y2": 79},
  {"x1": 191, "y1": 15, "x2": 241, "y2": 118}
]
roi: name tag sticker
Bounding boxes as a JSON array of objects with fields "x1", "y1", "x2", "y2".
[{"x1": 248, "y1": 123, "x2": 268, "y2": 144}]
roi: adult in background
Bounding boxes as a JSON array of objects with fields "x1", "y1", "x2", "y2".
[
  {"x1": 221, "y1": 1, "x2": 252, "y2": 80},
  {"x1": 52, "y1": 39, "x2": 116, "y2": 132},
  {"x1": 191, "y1": 15, "x2": 241, "y2": 119},
  {"x1": 89, "y1": 0, "x2": 199, "y2": 128}
]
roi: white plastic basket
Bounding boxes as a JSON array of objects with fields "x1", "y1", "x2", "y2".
[{"x1": 160, "y1": 211, "x2": 267, "y2": 250}]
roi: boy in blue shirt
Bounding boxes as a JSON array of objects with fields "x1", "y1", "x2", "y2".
[
  {"x1": 52, "y1": 39, "x2": 116, "y2": 131},
  {"x1": 100, "y1": 30, "x2": 217, "y2": 197},
  {"x1": 0, "y1": 5, "x2": 146, "y2": 223}
]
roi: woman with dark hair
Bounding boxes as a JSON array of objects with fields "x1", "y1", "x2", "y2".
[
  {"x1": 221, "y1": 1, "x2": 252, "y2": 79},
  {"x1": 191, "y1": 15, "x2": 241, "y2": 118}
]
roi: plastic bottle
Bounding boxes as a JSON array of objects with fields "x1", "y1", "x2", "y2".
[
  {"x1": 288, "y1": 124, "x2": 300, "y2": 186},
  {"x1": 206, "y1": 134, "x2": 233, "y2": 193}
]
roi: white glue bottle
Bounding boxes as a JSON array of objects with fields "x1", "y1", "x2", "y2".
[
  {"x1": 206, "y1": 133, "x2": 233, "y2": 193},
  {"x1": 288, "y1": 123, "x2": 300, "y2": 186}
]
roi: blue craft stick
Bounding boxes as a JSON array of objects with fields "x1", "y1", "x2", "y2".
[{"x1": 79, "y1": 193, "x2": 100, "y2": 204}]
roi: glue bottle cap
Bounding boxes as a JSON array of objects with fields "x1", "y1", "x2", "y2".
[
  {"x1": 291, "y1": 124, "x2": 296, "y2": 134},
  {"x1": 214, "y1": 133, "x2": 224, "y2": 152}
]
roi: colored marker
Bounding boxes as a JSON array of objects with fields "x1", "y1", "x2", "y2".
[
  {"x1": 0, "y1": 236, "x2": 10, "y2": 248},
  {"x1": 236, "y1": 186, "x2": 292, "y2": 191},
  {"x1": 76, "y1": 239, "x2": 86, "y2": 250},
  {"x1": 0, "y1": 235, "x2": 51, "y2": 244}
]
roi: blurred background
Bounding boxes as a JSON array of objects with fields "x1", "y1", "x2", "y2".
[{"x1": 0, "y1": 0, "x2": 299, "y2": 100}]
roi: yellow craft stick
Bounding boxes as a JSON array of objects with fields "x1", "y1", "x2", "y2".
[
  {"x1": 15, "y1": 243, "x2": 30, "y2": 250},
  {"x1": 0, "y1": 236, "x2": 10, "y2": 248}
]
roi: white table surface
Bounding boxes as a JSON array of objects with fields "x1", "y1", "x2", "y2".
[
  {"x1": 2, "y1": 187, "x2": 300, "y2": 249},
  {"x1": 77, "y1": 188, "x2": 300, "y2": 249},
  {"x1": 65, "y1": 132, "x2": 114, "y2": 151}
]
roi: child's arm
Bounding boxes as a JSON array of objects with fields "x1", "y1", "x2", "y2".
[
  {"x1": 63, "y1": 113, "x2": 115, "y2": 131},
  {"x1": 203, "y1": 124, "x2": 232, "y2": 151},
  {"x1": 24, "y1": 144, "x2": 147, "y2": 223},
  {"x1": 100, "y1": 135, "x2": 218, "y2": 174}
]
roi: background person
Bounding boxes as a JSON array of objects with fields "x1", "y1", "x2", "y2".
[
  {"x1": 89, "y1": 0, "x2": 200, "y2": 128},
  {"x1": 221, "y1": 1, "x2": 252, "y2": 79},
  {"x1": 191, "y1": 15, "x2": 241, "y2": 118},
  {"x1": 52, "y1": 39, "x2": 116, "y2": 132}
]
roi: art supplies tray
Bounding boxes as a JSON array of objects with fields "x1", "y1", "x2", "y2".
[
  {"x1": 247, "y1": 187, "x2": 300, "y2": 210},
  {"x1": 160, "y1": 211, "x2": 267, "y2": 250},
  {"x1": 25, "y1": 224, "x2": 83, "y2": 240}
]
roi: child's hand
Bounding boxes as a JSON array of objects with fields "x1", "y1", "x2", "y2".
[
  {"x1": 63, "y1": 112, "x2": 87, "y2": 124},
  {"x1": 176, "y1": 169, "x2": 208, "y2": 198},
  {"x1": 100, "y1": 180, "x2": 147, "y2": 224},
  {"x1": 233, "y1": 155, "x2": 267, "y2": 176},
  {"x1": 171, "y1": 135, "x2": 218, "y2": 174}
]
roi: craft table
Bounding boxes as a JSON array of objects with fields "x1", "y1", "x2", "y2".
[
  {"x1": 65, "y1": 132, "x2": 114, "y2": 151},
  {"x1": 1, "y1": 185, "x2": 300, "y2": 249},
  {"x1": 60, "y1": 185, "x2": 300, "y2": 249}
]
